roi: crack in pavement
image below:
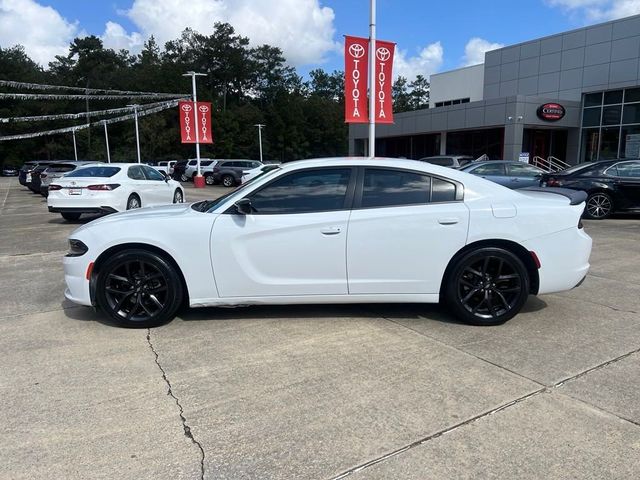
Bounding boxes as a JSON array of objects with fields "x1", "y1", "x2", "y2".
[{"x1": 146, "y1": 329, "x2": 206, "y2": 480}]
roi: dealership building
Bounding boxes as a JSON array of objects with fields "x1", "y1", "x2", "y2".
[{"x1": 348, "y1": 14, "x2": 640, "y2": 165}]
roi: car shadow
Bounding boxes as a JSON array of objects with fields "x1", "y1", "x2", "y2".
[{"x1": 47, "y1": 213, "x2": 106, "y2": 225}]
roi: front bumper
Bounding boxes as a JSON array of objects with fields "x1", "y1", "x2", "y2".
[{"x1": 63, "y1": 255, "x2": 93, "y2": 306}]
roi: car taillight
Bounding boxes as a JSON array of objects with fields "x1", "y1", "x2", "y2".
[
  {"x1": 87, "y1": 184, "x2": 120, "y2": 191},
  {"x1": 49, "y1": 184, "x2": 62, "y2": 191},
  {"x1": 546, "y1": 178, "x2": 563, "y2": 187}
]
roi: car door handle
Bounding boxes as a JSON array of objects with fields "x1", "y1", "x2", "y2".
[
  {"x1": 438, "y1": 218, "x2": 459, "y2": 225},
  {"x1": 320, "y1": 227, "x2": 342, "y2": 235}
]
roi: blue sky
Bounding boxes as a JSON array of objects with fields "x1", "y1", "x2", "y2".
[{"x1": 1, "y1": 0, "x2": 638, "y2": 79}]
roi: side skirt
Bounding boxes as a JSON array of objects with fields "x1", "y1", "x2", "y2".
[{"x1": 189, "y1": 293, "x2": 440, "y2": 308}]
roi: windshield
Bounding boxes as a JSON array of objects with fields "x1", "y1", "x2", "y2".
[
  {"x1": 66, "y1": 166, "x2": 121, "y2": 178},
  {"x1": 191, "y1": 166, "x2": 280, "y2": 213}
]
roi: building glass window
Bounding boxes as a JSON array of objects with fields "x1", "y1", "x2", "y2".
[{"x1": 580, "y1": 88, "x2": 640, "y2": 162}]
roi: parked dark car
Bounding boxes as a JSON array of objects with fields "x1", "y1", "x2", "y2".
[
  {"x1": 1, "y1": 165, "x2": 18, "y2": 176},
  {"x1": 540, "y1": 159, "x2": 640, "y2": 219},
  {"x1": 18, "y1": 161, "x2": 39, "y2": 186},
  {"x1": 29, "y1": 164, "x2": 52, "y2": 193},
  {"x1": 208, "y1": 160, "x2": 263, "y2": 187},
  {"x1": 171, "y1": 160, "x2": 188, "y2": 181},
  {"x1": 20, "y1": 161, "x2": 55, "y2": 191},
  {"x1": 460, "y1": 161, "x2": 545, "y2": 189},
  {"x1": 418, "y1": 155, "x2": 475, "y2": 169}
]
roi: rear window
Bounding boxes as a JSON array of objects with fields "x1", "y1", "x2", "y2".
[
  {"x1": 424, "y1": 157, "x2": 454, "y2": 167},
  {"x1": 47, "y1": 164, "x2": 76, "y2": 173},
  {"x1": 21, "y1": 163, "x2": 37, "y2": 171},
  {"x1": 66, "y1": 166, "x2": 121, "y2": 178}
]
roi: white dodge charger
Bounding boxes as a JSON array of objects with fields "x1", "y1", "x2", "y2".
[
  {"x1": 62, "y1": 158, "x2": 592, "y2": 328},
  {"x1": 48, "y1": 163, "x2": 185, "y2": 221}
]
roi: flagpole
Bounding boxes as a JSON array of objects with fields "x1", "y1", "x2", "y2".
[{"x1": 368, "y1": 0, "x2": 376, "y2": 158}]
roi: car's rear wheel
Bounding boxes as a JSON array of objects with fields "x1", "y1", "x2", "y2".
[
  {"x1": 61, "y1": 212, "x2": 81, "y2": 221},
  {"x1": 173, "y1": 189, "x2": 183, "y2": 203},
  {"x1": 126, "y1": 194, "x2": 141, "y2": 210},
  {"x1": 204, "y1": 173, "x2": 215, "y2": 185},
  {"x1": 95, "y1": 249, "x2": 183, "y2": 328},
  {"x1": 584, "y1": 192, "x2": 613, "y2": 219},
  {"x1": 222, "y1": 174, "x2": 235, "y2": 187},
  {"x1": 444, "y1": 247, "x2": 529, "y2": 326}
]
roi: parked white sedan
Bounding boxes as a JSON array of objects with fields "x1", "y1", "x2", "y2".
[
  {"x1": 62, "y1": 158, "x2": 592, "y2": 328},
  {"x1": 48, "y1": 163, "x2": 185, "y2": 221}
]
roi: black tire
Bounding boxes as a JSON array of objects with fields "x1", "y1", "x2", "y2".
[
  {"x1": 126, "y1": 194, "x2": 141, "y2": 210},
  {"x1": 173, "y1": 189, "x2": 184, "y2": 203},
  {"x1": 221, "y1": 174, "x2": 235, "y2": 187},
  {"x1": 95, "y1": 249, "x2": 184, "y2": 328},
  {"x1": 204, "y1": 173, "x2": 215, "y2": 185},
  {"x1": 61, "y1": 212, "x2": 81, "y2": 221},
  {"x1": 584, "y1": 192, "x2": 613, "y2": 219},
  {"x1": 443, "y1": 247, "x2": 530, "y2": 326}
]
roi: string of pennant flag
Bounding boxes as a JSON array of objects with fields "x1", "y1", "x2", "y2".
[
  {"x1": 0, "y1": 79, "x2": 186, "y2": 97},
  {"x1": 0, "y1": 99, "x2": 184, "y2": 142}
]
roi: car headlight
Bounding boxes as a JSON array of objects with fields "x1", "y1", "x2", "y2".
[{"x1": 66, "y1": 239, "x2": 88, "y2": 257}]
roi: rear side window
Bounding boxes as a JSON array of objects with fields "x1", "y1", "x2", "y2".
[
  {"x1": 507, "y1": 163, "x2": 542, "y2": 177},
  {"x1": 201, "y1": 160, "x2": 213, "y2": 166},
  {"x1": 66, "y1": 166, "x2": 121, "y2": 178},
  {"x1": 48, "y1": 164, "x2": 76, "y2": 173},
  {"x1": 613, "y1": 161, "x2": 640, "y2": 178},
  {"x1": 127, "y1": 166, "x2": 146, "y2": 180},
  {"x1": 250, "y1": 168, "x2": 351, "y2": 214},
  {"x1": 432, "y1": 178, "x2": 457, "y2": 202},
  {"x1": 362, "y1": 169, "x2": 430, "y2": 208}
]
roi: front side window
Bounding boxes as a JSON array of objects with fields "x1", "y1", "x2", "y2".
[
  {"x1": 362, "y1": 169, "x2": 430, "y2": 208},
  {"x1": 142, "y1": 165, "x2": 165, "y2": 181},
  {"x1": 614, "y1": 161, "x2": 640, "y2": 178},
  {"x1": 249, "y1": 168, "x2": 351, "y2": 214}
]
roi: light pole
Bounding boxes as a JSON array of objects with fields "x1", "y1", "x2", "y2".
[
  {"x1": 183, "y1": 71, "x2": 207, "y2": 188},
  {"x1": 127, "y1": 104, "x2": 141, "y2": 163},
  {"x1": 102, "y1": 120, "x2": 111, "y2": 163},
  {"x1": 254, "y1": 124, "x2": 265, "y2": 162},
  {"x1": 71, "y1": 128, "x2": 78, "y2": 161}
]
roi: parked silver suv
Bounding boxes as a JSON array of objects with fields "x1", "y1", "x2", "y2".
[{"x1": 40, "y1": 161, "x2": 101, "y2": 196}]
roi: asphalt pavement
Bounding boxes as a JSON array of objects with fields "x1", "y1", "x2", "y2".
[{"x1": 0, "y1": 176, "x2": 638, "y2": 480}]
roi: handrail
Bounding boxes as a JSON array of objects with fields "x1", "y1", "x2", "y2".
[{"x1": 530, "y1": 155, "x2": 568, "y2": 172}]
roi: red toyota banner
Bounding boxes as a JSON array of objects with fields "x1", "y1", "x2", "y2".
[
  {"x1": 179, "y1": 101, "x2": 213, "y2": 144},
  {"x1": 344, "y1": 36, "x2": 369, "y2": 123},
  {"x1": 373, "y1": 40, "x2": 395, "y2": 124}
]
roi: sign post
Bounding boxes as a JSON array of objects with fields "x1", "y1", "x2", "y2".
[
  {"x1": 72, "y1": 127, "x2": 78, "y2": 161},
  {"x1": 103, "y1": 120, "x2": 111, "y2": 163},
  {"x1": 368, "y1": 0, "x2": 376, "y2": 158},
  {"x1": 254, "y1": 124, "x2": 265, "y2": 162},
  {"x1": 127, "y1": 104, "x2": 141, "y2": 163}
]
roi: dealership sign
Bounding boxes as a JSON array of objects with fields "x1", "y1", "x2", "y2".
[
  {"x1": 178, "y1": 101, "x2": 213, "y2": 144},
  {"x1": 537, "y1": 103, "x2": 565, "y2": 122},
  {"x1": 344, "y1": 36, "x2": 395, "y2": 124}
]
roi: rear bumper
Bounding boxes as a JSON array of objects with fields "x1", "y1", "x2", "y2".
[
  {"x1": 48, "y1": 206, "x2": 117, "y2": 215},
  {"x1": 524, "y1": 227, "x2": 592, "y2": 295}
]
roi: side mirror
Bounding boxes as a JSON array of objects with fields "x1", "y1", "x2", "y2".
[{"x1": 234, "y1": 198, "x2": 252, "y2": 215}]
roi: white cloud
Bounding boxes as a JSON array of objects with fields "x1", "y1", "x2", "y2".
[
  {"x1": 393, "y1": 42, "x2": 444, "y2": 81},
  {"x1": 122, "y1": 0, "x2": 339, "y2": 66},
  {"x1": 101, "y1": 21, "x2": 144, "y2": 52},
  {"x1": 546, "y1": 0, "x2": 640, "y2": 20},
  {"x1": 0, "y1": 0, "x2": 79, "y2": 65},
  {"x1": 462, "y1": 38, "x2": 504, "y2": 66}
]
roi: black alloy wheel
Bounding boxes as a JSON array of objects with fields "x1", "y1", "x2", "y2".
[
  {"x1": 444, "y1": 247, "x2": 529, "y2": 326},
  {"x1": 173, "y1": 189, "x2": 184, "y2": 203},
  {"x1": 584, "y1": 192, "x2": 613, "y2": 219},
  {"x1": 222, "y1": 174, "x2": 235, "y2": 187},
  {"x1": 127, "y1": 194, "x2": 141, "y2": 210},
  {"x1": 95, "y1": 250, "x2": 183, "y2": 328}
]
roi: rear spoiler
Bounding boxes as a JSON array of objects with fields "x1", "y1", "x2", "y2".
[{"x1": 519, "y1": 187, "x2": 587, "y2": 206}]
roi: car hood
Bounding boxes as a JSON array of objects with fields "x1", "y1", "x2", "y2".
[{"x1": 72, "y1": 203, "x2": 197, "y2": 233}]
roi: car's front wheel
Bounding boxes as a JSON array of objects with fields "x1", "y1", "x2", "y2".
[
  {"x1": 95, "y1": 249, "x2": 184, "y2": 328},
  {"x1": 173, "y1": 189, "x2": 183, "y2": 203},
  {"x1": 584, "y1": 192, "x2": 613, "y2": 219},
  {"x1": 204, "y1": 173, "x2": 215, "y2": 185},
  {"x1": 444, "y1": 247, "x2": 529, "y2": 326}
]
